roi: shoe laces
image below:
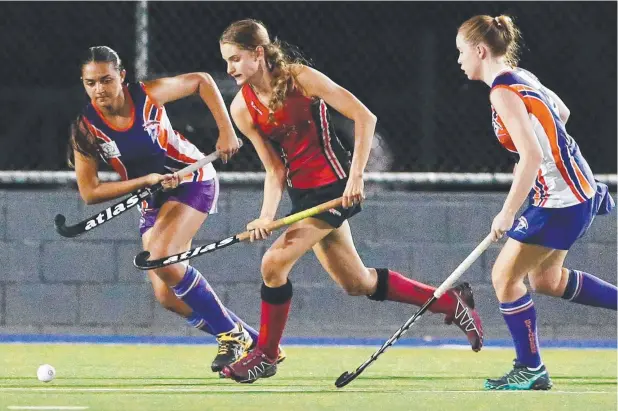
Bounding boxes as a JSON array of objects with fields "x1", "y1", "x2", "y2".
[
  {"x1": 216, "y1": 330, "x2": 244, "y2": 355},
  {"x1": 240, "y1": 349, "x2": 266, "y2": 366},
  {"x1": 501, "y1": 360, "x2": 529, "y2": 379}
]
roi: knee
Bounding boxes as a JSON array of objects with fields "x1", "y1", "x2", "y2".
[
  {"x1": 147, "y1": 242, "x2": 187, "y2": 284},
  {"x1": 152, "y1": 283, "x2": 178, "y2": 311},
  {"x1": 261, "y1": 250, "x2": 289, "y2": 285},
  {"x1": 148, "y1": 242, "x2": 174, "y2": 260},
  {"x1": 529, "y1": 267, "x2": 563, "y2": 295},
  {"x1": 340, "y1": 281, "x2": 367, "y2": 296},
  {"x1": 491, "y1": 266, "x2": 518, "y2": 298},
  {"x1": 339, "y1": 269, "x2": 375, "y2": 297}
]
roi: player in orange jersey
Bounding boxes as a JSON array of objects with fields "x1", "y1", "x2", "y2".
[{"x1": 456, "y1": 14, "x2": 616, "y2": 390}]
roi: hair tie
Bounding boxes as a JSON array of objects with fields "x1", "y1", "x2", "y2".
[{"x1": 494, "y1": 17, "x2": 502, "y2": 28}]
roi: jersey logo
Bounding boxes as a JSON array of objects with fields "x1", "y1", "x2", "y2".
[
  {"x1": 144, "y1": 120, "x2": 161, "y2": 143},
  {"x1": 99, "y1": 141, "x2": 121, "y2": 159},
  {"x1": 513, "y1": 216, "x2": 528, "y2": 233},
  {"x1": 250, "y1": 101, "x2": 264, "y2": 116},
  {"x1": 491, "y1": 109, "x2": 502, "y2": 136}
]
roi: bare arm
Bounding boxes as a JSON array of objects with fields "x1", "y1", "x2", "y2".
[
  {"x1": 74, "y1": 151, "x2": 161, "y2": 205},
  {"x1": 294, "y1": 65, "x2": 377, "y2": 178},
  {"x1": 143, "y1": 73, "x2": 239, "y2": 161},
  {"x1": 230, "y1": 93, "x2": 287, "y2": 220},
  {"x1": 543, "y1": 86, "x2": 570, "y2": 124},
  {"x1": 490, "y1": 88, "x2": 543, "y2": 216}
]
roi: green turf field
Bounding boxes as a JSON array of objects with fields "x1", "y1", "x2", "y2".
[{"x1": 0, "y1": 344, "x2": 615, "y2": 411}]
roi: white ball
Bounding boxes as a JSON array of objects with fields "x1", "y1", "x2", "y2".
[{"x1": 36, "y1": 364, "x2": 56, "y2": 383}]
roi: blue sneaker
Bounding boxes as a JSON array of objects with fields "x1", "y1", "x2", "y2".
[{"x1": 485, "y1": 360, "x2": 553, "y2": 390}]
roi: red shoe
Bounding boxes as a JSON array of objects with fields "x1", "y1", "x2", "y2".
[
  {"x1": 220, "y1": 348, "x2": 278, "y2": 384},
  {"x1": 443, "y1": 282, "x2": 484, "y2": 352}
]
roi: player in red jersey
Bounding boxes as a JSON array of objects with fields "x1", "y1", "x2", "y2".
[{"x1": 218, "y1": 19, "x2": 484, "y2": 383}]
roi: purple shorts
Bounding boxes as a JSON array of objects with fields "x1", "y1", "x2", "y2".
[{"x1": 139, "y1": 179, "x2": 219, "y2": 236}]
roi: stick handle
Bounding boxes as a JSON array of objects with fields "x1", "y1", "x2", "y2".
[
  {"x1": 175, "y1": 138, "x2": 243, "y2": 179},
  {"x1": 236, "y1": 197, "x2": 344, "y2": 241},
  {"x1": 433, "y1": 234, "x2": 494, "y2": 298}
]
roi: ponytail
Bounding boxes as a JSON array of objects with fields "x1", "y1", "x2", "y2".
[{"x1": 67, "y1": 115, "x2": 101, "y2": 168}]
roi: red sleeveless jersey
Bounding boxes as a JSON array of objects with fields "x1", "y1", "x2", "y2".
[{"x1": 241, "y1": 84, "x2": 351, "y2": 189}]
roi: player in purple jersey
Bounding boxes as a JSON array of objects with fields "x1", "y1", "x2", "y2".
[
  {"x1": 457, "y1": 15, "x2": 617, "y2": 390},
  {"x1": 68, "y1": 46, "x2": 285, "y2": 372}
]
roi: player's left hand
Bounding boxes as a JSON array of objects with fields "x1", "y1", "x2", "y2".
[
  {"x1": 342, "y1": 173, "x2": 365, "y2": 209},
  {"x1": 490, "y1": 210, "x2": 515, "y2": 241},
  {"x1": 216, "y1": 131, "x2": 240, "y2": 164}
]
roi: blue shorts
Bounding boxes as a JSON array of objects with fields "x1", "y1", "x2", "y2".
[
  {"x1": 138, "y1": 179, "x2": 219, "y2": 236},
  {"x1": 507, "y1": 182, "x2": 615, "y2": 250}
]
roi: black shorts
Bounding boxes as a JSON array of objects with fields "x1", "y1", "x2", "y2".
[{"x1": 287, "y1": 179, "x2": 361, "y2": 228}]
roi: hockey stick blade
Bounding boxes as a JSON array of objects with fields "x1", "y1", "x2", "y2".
[
  {"x1": 335, "y1": 372, "x2": 356, "y2": 388},
  {"x1": 134, "y1": 197, "x2": 344, "y2": 270},
  {"x1": 54, "y1": 187, "x2": 156, "y2": 238},
  {"x1": 335, "y1": 297, "x2": 435, "y2": 388},
  {"x1": 134, "y1": 235, "x2": 241, "y2": 270},
  {"x1": 334, "y1": 234, "x2": 493, "y2": 388},
  {"x1": 53, "y1": 144, "x2": 234, "y2": 238}
]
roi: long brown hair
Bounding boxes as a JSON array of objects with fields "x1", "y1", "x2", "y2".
[
  {"x1": 220, "y1": 19, "x2": 309, "y2": 122},
  {"x1": 459, "y1": 15, "x2": 523, "y2": 67},
  {"x1": 67, "y1": 46, "x2": 123, "y2": 168}
]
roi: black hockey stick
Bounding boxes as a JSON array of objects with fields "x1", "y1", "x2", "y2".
[
  {"x1": 55, "y1": 141, "x2": 240, "y2": 238},
  {"x1": 334, "y1": 234, "x2": 493, "y2": 388},
  {"x1": 133, "y1": 197, "x2": 344, "y2": 270}
]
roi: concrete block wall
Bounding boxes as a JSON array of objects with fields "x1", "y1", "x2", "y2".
[{"x1": 0, "y1": 186, "x2": 615, "y2": 341}]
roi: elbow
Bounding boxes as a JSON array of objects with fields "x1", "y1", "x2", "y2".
[
  {"x1": 81, "y1": 194, "x2": 96, "y2": 206},
  {"x1": 267, "y1": 166, "x2": 287, "y2": 185},
  {"x1": 366, "y1": 110, "x2": 377, "y2": 127},
  {"x1": 80, "y1": 189, "x2": 100, "y2": 205},
  {"x1": 353, "y1": 107, "x2": 376, "y2": 127},
  {"x1": 275, "y1": 166, "x2": 287, "y2": 183},
  {"x1": 196, "y1": 72, "x2": 216, "y2": 92}
]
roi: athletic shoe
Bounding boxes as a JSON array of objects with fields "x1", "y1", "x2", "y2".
[
  {"x1": 211, "y1": 323, "x2": 253, "y2": 372},
  {"x1": 443, "y1": 282, "x2": 484, "y2": 352},
  {"x1": 248, "y1": 339, "x2": 287, "y2": 364},
  {"x1": 485, "y1": 360, "x2": 553, "y2": 390},
  {"x1": 220, "y1": 348, "x2": 278, "y2": 383}
]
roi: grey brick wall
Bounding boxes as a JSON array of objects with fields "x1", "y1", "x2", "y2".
[{"x1": 0, "y1": 187, "x2": 615, "y2": 341}]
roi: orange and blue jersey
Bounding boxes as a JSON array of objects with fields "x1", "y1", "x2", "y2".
[
  {"x1": 82, "y1": 82, "x2": 216, "y2": 184},
  {"x1": 490, "y1": 68, "x2": 596, "y2": 208}
]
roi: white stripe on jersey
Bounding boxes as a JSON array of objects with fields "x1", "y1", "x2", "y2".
[
  {"x1": 529, "y1": 113, "x2": 583, "y2": 208},
  {"x1": 146, "y1": 98, "x2": 216, "y2": 183}
]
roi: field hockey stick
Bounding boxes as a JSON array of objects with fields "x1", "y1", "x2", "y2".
[
  {"x1": 335, "y1": 233, "x2": 494, "y2": 388},
  {"x1": 54, "y1": 139, "x2": 242, "y2": 238},
  {"x1": 133, "y1": 197, "x2": 344, "y2": 270}
]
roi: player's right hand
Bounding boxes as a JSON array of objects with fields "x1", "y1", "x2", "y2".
[
  {"x1": 246, "y1": 218, "x2": 273, "y2": 242},
  {"x1": 216, "y1": 131, "x2": 241, "y2": 164},
  {"x1": 146, "y1": 173, "x2": 166, "y2": 187}
]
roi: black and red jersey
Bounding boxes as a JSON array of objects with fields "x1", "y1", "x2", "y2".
[{"x1": 241, "y1": 84, "x2": 351, "y2": 189}]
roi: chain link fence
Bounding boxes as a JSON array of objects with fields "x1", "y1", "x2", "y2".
[{"x1": 2, "y1": 2, "x2": 615, "y2": 174}]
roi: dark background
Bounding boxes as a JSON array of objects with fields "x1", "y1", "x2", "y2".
[{"x1": 1, "y1": 2, "x2": 615, "y2": 173}]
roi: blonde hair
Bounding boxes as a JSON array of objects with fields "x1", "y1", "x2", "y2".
[
  {"x1": 459, "y1": 15, "x2": 522, "y2": 66},
  {"x1": 220, "y1": 19, "x2": 307, "y2": 122}
]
